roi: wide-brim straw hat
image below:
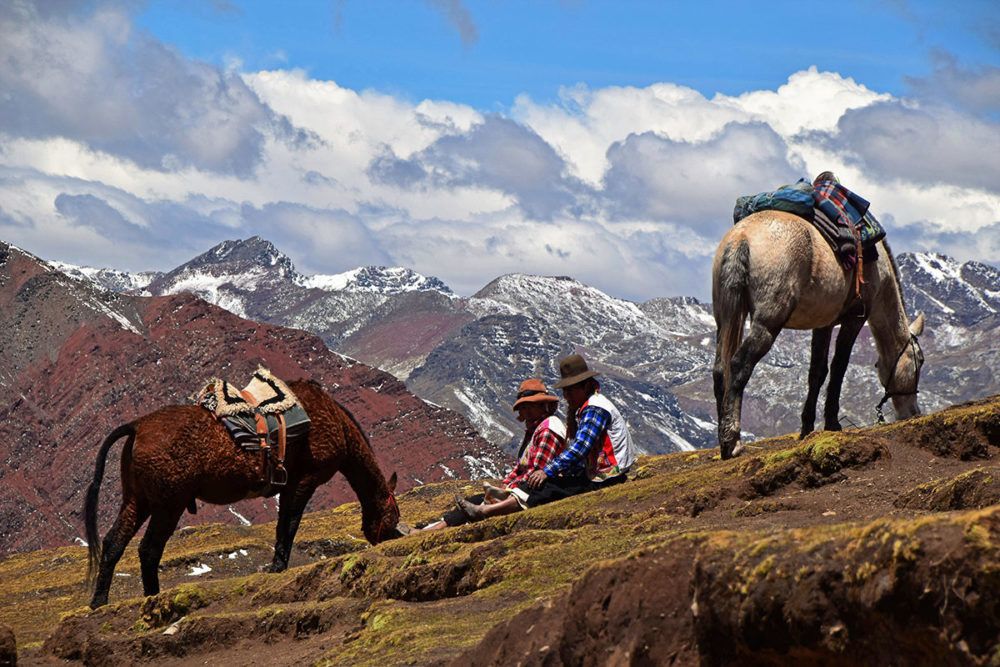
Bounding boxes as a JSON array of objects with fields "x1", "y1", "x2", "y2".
[
  {"x1": 512, "y1": 378, "x2": 559, "y2": 411},
  {"x1": 553, "y1": 354, "x2": 600, "y2": 389}
]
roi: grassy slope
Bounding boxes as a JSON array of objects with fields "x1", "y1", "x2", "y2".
[{"x1": 3, "y1": 396, "x2": 999, "y2": 665}]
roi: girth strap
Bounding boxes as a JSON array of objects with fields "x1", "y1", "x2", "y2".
[{"x1": 238, "y1": 389, "x2": 288, "y2": 486}]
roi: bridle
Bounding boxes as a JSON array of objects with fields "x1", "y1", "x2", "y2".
[
  {"x1": 373, "y1": 491, "x2": 399, "y2": 543},
  {"x1": 875, "y1": 333, "x2": 921, "y2": 424}
]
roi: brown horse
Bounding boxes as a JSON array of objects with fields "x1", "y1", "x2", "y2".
[
  {"x1": 712, "y1": 211, "x2": 926, "y2": 458},
  {"x1": 85, "y1": 379, "x2": 405, "y2": 608}
]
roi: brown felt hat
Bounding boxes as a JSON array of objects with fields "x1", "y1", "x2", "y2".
[
  {"x1": 512, "y1": 378, "x2": 559, "y2": 411},
  {"x1": 553, "y1": 354, "x2": 600, "y2": 389}
]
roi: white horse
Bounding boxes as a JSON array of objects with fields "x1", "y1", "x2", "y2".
[{"x1": 712, "y1": 211, "x2": 925, "y2": 458}]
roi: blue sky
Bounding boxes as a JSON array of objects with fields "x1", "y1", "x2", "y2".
[
  {"x1": 137, "y1": 1, "x2": 997, "y2": 108},
  {"x1": 0, "y1": 1, "x2": 998, "y2": 301}
]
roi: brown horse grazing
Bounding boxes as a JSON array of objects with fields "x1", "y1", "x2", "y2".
[
  {"x1": 712, "y1": 211, "x2": 926, "y2": 459},
  {"x1": 85, "y1": 379, "x2": 404, "y2": 608}
]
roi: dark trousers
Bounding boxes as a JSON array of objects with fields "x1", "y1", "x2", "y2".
[{"x1": 524, "y1": 473, "x2": 626, "y2": 508}]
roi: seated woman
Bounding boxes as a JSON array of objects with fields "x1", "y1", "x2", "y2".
[{"x1": 416, "y1": 378, "x2": 566, "y2": 531}]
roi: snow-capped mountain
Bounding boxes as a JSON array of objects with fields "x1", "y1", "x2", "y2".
[
  {"x1": 138, "y1": 238, "x2": 461, "y2": 377},
  {"x1": 0, "y1": 239, "x2": 504, "y2": 553},
  {"x1": 405, "y1": 274, "x2": 718, "y2": 452},
  {"x1": 47, "y1": 261, "x2": 161, "y2": 294},
  {"x1": 50, "y1": 238, "x2": 1000, "y2": 456},
  {"x1": 897, "y1": 253, "x2": 1000, "y2": 327}
]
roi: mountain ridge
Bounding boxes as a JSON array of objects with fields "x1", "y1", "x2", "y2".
[{"x1": 47, "y1": 236, "x2": 1000, "y2": 457}]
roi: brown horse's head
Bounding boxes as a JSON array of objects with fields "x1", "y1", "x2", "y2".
[
  {"x1": 363, "y1": 471, "x2": 405, "y2": 544},
  {"x1": 877, "y1": 312, "x2": 926, "y2": 420}
]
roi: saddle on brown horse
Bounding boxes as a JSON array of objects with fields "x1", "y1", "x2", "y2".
[{"x1": 193, "y1": 367, "x2": 311, "y2": 486}]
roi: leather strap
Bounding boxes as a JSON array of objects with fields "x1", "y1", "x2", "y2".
[
  {"x1": 239, "y1": 390, "x2": 269, "y2": 451},
  {"x1": 276, "y1": 412, "x2": 287, "y2": 466}
]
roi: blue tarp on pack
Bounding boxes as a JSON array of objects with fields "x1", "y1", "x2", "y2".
[{"x1": 733, "y1": 178, "x2": 815, "y2": 225}]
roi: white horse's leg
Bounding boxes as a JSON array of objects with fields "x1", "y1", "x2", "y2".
[{"x1": 720, "y1": 320, "x2": 780, "y2": 458}]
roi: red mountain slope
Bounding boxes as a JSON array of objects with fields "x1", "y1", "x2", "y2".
[{"x1": 0, "y1": 242, "x2": 502, "y2": 553}]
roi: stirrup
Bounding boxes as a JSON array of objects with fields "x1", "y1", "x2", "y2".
[{"x1": 270, "y1": 464, "x2": 288, "y2": 487}]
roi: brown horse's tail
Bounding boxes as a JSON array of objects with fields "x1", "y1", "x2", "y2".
[
  {"x1": 85, "y1": 423, "x2": 135, "y2": 586},
  {"x1": 714, "y1": 238, "x2": 751, "y2": 391}
]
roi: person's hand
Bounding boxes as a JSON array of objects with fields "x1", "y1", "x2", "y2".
[{"x1": 526, "y1": 469, "x2": 548, "y2": 490}]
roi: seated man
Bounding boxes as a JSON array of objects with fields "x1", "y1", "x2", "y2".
[
  {"x1": 458, "y1": 354, "x2": 635, "y2": 521},
  {"x1": 415, "y1": 378, "x2": 566, "y2": 531}
]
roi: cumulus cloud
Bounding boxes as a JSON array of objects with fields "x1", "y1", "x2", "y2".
[
  {"x1": 0, "y1": 1, "x2": 302, "y2": 175},
  {"x1": 513, "y1": 82, "x2": 752, "y2": 185},
  {"x1": 905, "y1": 52, "x2": 1000, "y2": 116},
  {"x1": 824, "y1": 102, "x2": 1000, "y2": 193},
  {"x1": 602, "y1": 123, "x2": 804, "y2": 235},
  {"x1": 891, "y1": 220, "x2": 1000, "y2": 265},
  {"x1": 368, "y1": 115, "x2": 592, "y2": 219}
]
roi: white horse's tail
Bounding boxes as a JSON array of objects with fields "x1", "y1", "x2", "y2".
[{"x1": 714, "y1": 238, "x2": 751, "y2": 392}]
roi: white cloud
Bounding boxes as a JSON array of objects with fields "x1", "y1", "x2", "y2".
[
  {"x1": 0, "y1": 3, "x2": 997, "y2": 301},
  {"x1": 602, "y1": 122, "x2": 804, "y2": 236},
  {"x1": 0, "y1": 2, "x2": 295, "y2": 175}
]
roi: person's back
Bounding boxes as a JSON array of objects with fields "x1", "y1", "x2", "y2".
[{"x1": 580, "y1": 391, "x2": 634, "y2": 481}]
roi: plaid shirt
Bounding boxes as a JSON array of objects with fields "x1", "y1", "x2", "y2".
[
  {"x1": 543, "y1": 405, "x2": 611, "y2": 478},
  {"x1": 502, "y1": 418, "x2": 566, "y2": 488}
]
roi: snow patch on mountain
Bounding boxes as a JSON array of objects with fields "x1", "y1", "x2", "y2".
[
  {"x1": 48, "y1": 261, "x2": 160, "y2": 293},
  {"x1": 298, "y1": 266, "x2": 453, "y2": 295}
]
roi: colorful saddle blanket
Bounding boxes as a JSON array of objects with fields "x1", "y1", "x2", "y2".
[
  {"x1": 194, "y1": 367, "x2": 310, "y2": 450},
  {"x1": 734, "y1": 178, "x2": 886, "y2": 270}
]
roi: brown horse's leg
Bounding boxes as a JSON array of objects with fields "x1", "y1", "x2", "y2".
[
  {"x1": 138, "y1": 505, "x2": 186, "y2": 597},
  {"x1": 800, "y1": 326, "x2": 834, "y2": 439},
  {"x1": 90, "y1": 497, "x2": 149, "y2": 608},
  {"x1": 269, "y1": 483, "x2": 316, "y2": 573},
  {"x1": 720, "y1": 320, "x2": 780, "y2": 458},
  {"x1": 824, "y1": 314, "x2": 866, "y2": 431}
]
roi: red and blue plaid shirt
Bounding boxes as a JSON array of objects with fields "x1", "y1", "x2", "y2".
[{"x1": 502, "y1": 419, "x2": 566, "y2": 488}]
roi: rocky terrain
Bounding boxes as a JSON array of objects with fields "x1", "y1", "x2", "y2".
[
  {"x1": 0, "y1": 241, "x2": 504, "y2": 554},
  {"x1": 63, "y1": 237, "x2": 1000, "y2": 457},
  {"x1": 1, "y1": 394, "x2": 998, "y2": 665}
]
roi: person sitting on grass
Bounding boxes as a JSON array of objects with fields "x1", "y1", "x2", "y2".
[
  {"x1": 415, "y1": 378, "x2": 566, "y2": 532},
  {"x1": 457, "y1": 354, "x2": 635, "y2": 522}
]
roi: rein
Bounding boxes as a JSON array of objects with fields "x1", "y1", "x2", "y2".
[{"x1": 875, "y1": 333, "x2": 920, "y2": 424}]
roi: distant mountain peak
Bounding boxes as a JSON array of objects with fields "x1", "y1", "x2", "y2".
[
  {"x1": 194, "y1": 237, "x2": 296, "y2": 277},
  {"x1": 897, "y1": 251, "x2": 1000, "y2": 326},
  {"x1": 47, "y1": 261, "x2": 161, "y2": 293},
  {"x1": 298, "y1": 265, "x2": 453, "y2": 295}
]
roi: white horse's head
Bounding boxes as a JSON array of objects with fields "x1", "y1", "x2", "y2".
[{"x1": 877, "y1": 312, "x2": 925, "y2": 420}]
